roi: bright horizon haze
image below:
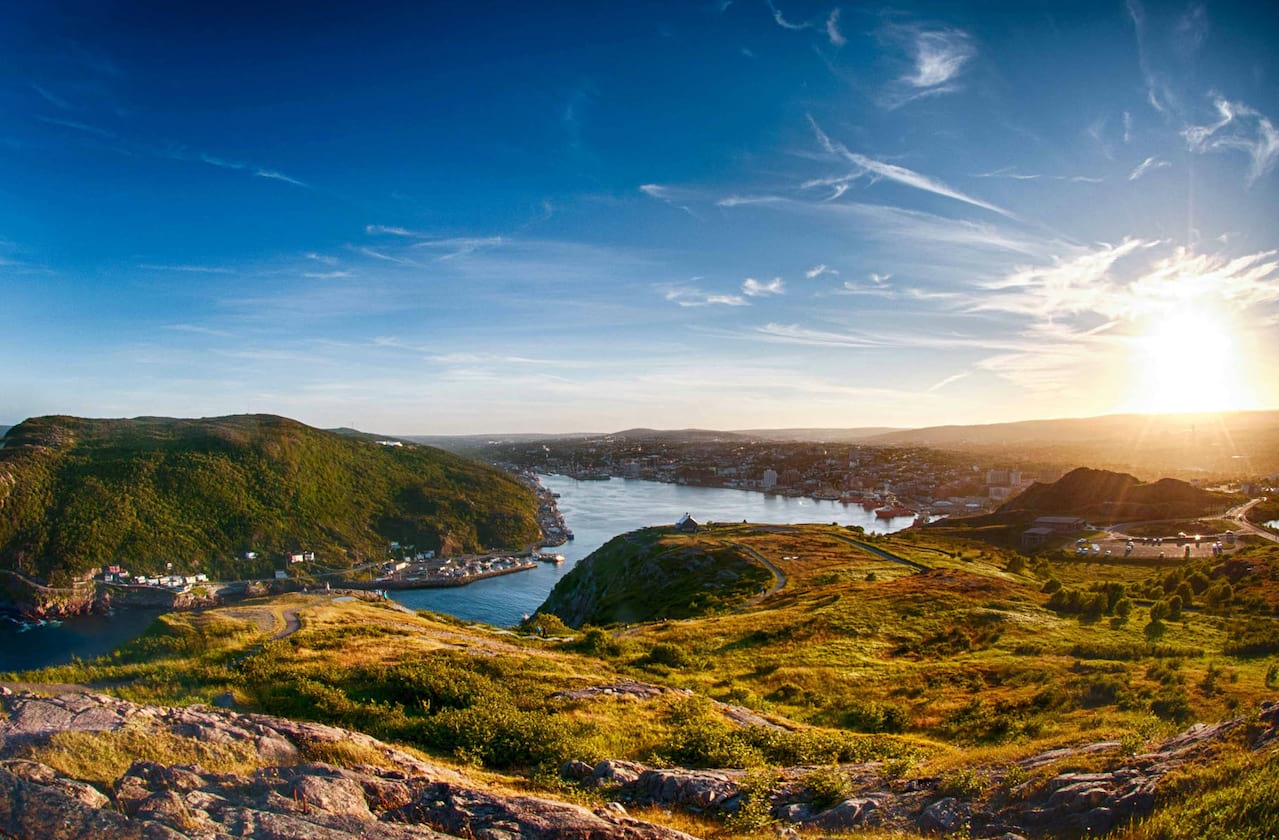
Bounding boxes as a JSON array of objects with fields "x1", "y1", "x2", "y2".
[{"x1": 3, "y1": 1, "x2": 1278, "y2": 434}]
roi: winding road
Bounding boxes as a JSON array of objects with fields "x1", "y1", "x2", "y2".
[{"x1": 733, "y1": 543, "x2": 787, "y2": 609}]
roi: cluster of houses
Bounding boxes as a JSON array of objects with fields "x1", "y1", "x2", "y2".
[
  {"x1": 376, "y1": 552, "x2": 534, "y2": 585},
  {"x1": 99, "y1": 565, "x2": 209, "y2": 590}
]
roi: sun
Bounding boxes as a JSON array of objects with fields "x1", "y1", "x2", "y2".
[{"x1": 1132, "y1": 312, "x2": 1243, "y2": 414}]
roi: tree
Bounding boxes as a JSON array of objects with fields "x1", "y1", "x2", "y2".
[{"x1": 1167, "y1": 594, "x2": 1184, "y2": 621}]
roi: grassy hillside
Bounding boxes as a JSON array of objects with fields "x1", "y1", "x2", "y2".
[
  {"x1": 0, "y1": 414, "x2": 540, "y2": 584},
  {"x1": 538, "y1": 527, "x2": 774, "y2": 627},
  {"x1": 7, "y1": 522, "x2": 1279, "y2": 837}
]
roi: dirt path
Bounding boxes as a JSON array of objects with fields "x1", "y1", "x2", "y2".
[
  {"x1": 271, "y1": 607, "x2": 301, "y2": 640},
  {"x1": 0, "y1": 681, "x2": 101, "y2": 696}
]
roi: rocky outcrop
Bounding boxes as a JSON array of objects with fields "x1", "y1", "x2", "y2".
[
  {"x1": 559, "y1": 700, "x2": 1279, "y2": 837},
  {"x1": 0, "y1": 692, "x2": 696, "y2": 840}
]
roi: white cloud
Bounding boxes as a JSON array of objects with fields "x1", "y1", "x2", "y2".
[
  {"x1": 138, "y1": 263, "x2": 235, "y2": 274},
  {"x1": 968, "y1": 240, "x2": 1279, "y2": 391},
  {"x1": 1128, "y1": 156, "x2": 1171, "y2": 180},
  {"x1": 255, "y1": 168, "x2": 308, "y2": 188},
  {"x1": 366, "y1": 224, "x2": 421, "y2": 237},
  {"x1": 880, "y1": 25, "x2": 975, "y2": 107},
  {"x1": 928, "y1": 371, "x2": 971, "y2": 392},
  {"x1": 357, "y1": 247, "x2": 420, "y2": 267},
  {"x1": 767, "y1": 0, "x2": 810, "y2": 30},
  {"x1": 807, "y1": 117, "x2": 1014, "y2": 218},
  {"x1": 826, "y1": 9, "x2": 846, "y2": 46},
  {"x1": 640, "y1": 183, "x2": 698, "y2": 217},
  {"x1": 163, "y1": 323, "x2": 234, "y2": 338},
  {"x1": 905, "y1": 28, "x2": 973, "y2": 88},
  {"x1": 805, "y1": 264, "x2": 838, "y2": 279},
  {"x1": 662, "y1": 285, "x2": 749, "y2": 307},
  {"x1": 412, "y1": 236, "x2": 506, "y2": 260},
  {"x1": 717, "y1": 194, "x2": 786, "y2": 207},
  {"x1": 742, "y1": 277, "x2": 785, "y2": 296},
  {"x1": 1182, "y1": 96, "x2": 1279, "y2": 185}
]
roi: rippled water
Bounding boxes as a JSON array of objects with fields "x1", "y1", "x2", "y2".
[
  {"x1": 0, "y1": 608, "x2": 163, "y2": 673},
  {"x1": 390, "y1": 474, "x2": 912, "y2": 627}
]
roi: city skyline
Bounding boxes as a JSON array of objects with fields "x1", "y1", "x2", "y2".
[{"x1": 3, "y1": 1, "x2": 1278, "y2": 434}]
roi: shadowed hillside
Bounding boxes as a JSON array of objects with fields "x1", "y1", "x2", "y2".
[
  {"x1": 998, "y1": 467, "x2": 1236, "y2": 521},
  {"x1": 0, "y1": 414, "x2": 540, "y2": 584}
]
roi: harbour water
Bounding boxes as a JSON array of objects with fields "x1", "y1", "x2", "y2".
[
  {"x1": 0, "y1": 608, "x2": 163, "y2": 673},
  {"x1": 0, "y1": 474, "x2": 913, "y2": 671},
  {"x1": 389, "y1": 474, "x2": 913, "y2": 627}
]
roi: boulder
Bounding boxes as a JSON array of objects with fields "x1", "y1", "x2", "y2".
[{"x1": 920, "y1": 796, "x2": 967, "y2": 834}]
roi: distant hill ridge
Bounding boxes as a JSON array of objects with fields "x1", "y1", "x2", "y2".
[
  {"x1": 0, "y1": 414, "x2": 540, "y2": 585},
  {"x1": 996, "y1": 467, "x2": 1233, "y2": 521}
]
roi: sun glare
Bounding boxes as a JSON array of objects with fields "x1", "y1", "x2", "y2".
[{"x1": 1133, "y1": 312, "x2": 1243, "y2": 414}]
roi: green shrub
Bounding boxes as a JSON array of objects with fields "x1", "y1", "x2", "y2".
[
  {"x1": 645, "y1": 641, "x2": 693, "y2": 669},
  {"x1": 802, "y1": 765, "x2": 851, "y2": 808},
  {"x1": 938, "y1": 766, "x2": 984, "y2": 798}
]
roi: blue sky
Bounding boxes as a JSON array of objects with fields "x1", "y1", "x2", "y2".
[{"x1": 2, "y1": 1, "x2": 1277, "y2": 434}]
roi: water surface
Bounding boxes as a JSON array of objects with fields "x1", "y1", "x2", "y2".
[
  {"x1": 390, "y1": 474, "x2": 911, "y2": 626},
  {"x1": 0, "y1": 609, "x2": 162, "y2": 673}
]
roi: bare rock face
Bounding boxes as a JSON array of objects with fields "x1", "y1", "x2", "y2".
[{"x1": 0, "y1": 691, "x2": 699, "y2": 840}]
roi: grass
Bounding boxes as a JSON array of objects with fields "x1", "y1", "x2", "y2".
[
  {"x1": 1119, "y1": 747, "x2": 1279, "y2": 840},
  {"x1": 17, "y1": 727, "x2": 268, "y2": 786},
  {"x1": 5, "y1": 525, "x2": 1278, "y2": 836}
]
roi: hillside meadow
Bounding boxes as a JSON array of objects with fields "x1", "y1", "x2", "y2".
[{"x1": 4, "y1": 523, "x2": 1278, "y2": 837}]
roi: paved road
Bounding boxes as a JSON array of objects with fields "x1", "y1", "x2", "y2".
[
  {"x1": 1228, "y1": 499, "x2": 1279, "y2": 544},
  {"x1": 733, "y1": 543, "x2": 787, "y2": 609},
  {"x1": 821, "y1": 531, "x2": 930, "y2": 572}
]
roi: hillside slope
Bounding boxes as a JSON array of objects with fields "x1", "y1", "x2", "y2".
[
  {"x1": 0, "y1": 414, "x2": 540, "y2": 583},
  {"x1": 998, "y1": 466, "x2": 1234, "y2": 521},
  {"x1": 862, "y1": 410, "x2": 1279, "y2": 478},
  {"x1": 539, "y1": 527, "x2": 772, "y2": 627}
]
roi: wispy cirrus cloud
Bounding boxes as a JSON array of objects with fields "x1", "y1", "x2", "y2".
[
  {"x1": 163, "y1": 323, "x2": 234, "y2": 338},
  {"x1": 661, "y1": 284, "x2": 748, "y2": 307},
  {"x1": 1126, "y1": 0, "x2": 1174, "y2": 115},
  {"x1": 825, "y1": 9, "x2": 846, "y2": 46},
  {"x1": 1182, "y1": 96, "x2": 1279, "y2": 185},
  {"x1": 200, "y1": 154, "x2": 309, "y2": 188},
  {"x1": 31, "y1": 83, "x2": 76, "y2": 110},
  {"x1": 967, "y1": 240, "x2": 1279, "y2": 391},
  {"x1": 356, "y1": 247, "x2": 421, "y2": 267},
  {"x1": 139, "y1": 263, "x2": 235, "y2": 274},
  {"x1": 807, "y1": 117, "x2": 1014, "y2": 218},
  {"x1": 1128, "y1": 156, "x2": 1171, "y2": 180},
  {"x1": 640, "y1": 183, "x2": 698, "y2": 217},
  {"x1": 366, "y1": 225, "x2": 507, "y2": 259},
  {"x1": 766, "y1": 0, "x2": 810, "y2": 31},
  {"x1": 928, "y1": 370, "x2": 971, "y2": 391},
  {"x1": 975, "y1": 167, "x2": 1105, "y2": 184},
  {"x1": 742, "y1": 277, "x2": 785, "y2": 296},
  {"x1": 881, "y1": 24, "x2": 976, "y2": 108},
  {"x1": 805, "y1": 264, "x2": 838, "y2": 279}
]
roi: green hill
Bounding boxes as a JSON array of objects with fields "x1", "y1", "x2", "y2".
[
  {"x1": 0, "y1": 414, "x2": 540, "y2": 584},
  {"x1": 538, "y1": 526, "x2": 773, "y2": 627}
]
